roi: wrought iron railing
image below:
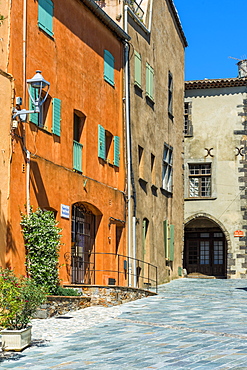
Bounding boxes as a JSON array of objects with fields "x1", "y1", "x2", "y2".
[
  {"x1": 125, "y1": 0, "x2": 144, "y2": 19},
  {"x1": 64, "y1": 251, "x2": 158, "y2": 293}
]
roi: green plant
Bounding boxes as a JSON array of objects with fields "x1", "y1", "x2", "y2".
[
  {"x1": 0, "y1": 268, "x2": 46, "y2": 330},
  {"x1": 54, "y1": 286, "x2": 80, "y2": 296},
  {"x1": 21, "y1": 208, "x2": 62, "y2": 294},
  {"x1": 0, "y1": 15, "x2": 6, "y2": 26}
]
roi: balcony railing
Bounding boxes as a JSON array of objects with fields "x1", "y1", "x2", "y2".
[
  {"x1": 125, "y1": 0, "x2": 144, "y2": 19},
  {"x1": 73, "y1": 140, "x2": 83, "y2": 172},
  {"x1": 64, "y1": 251, "x2": 158, "y2": 293}
]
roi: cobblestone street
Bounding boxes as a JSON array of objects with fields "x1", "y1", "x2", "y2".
[{"x1": 2, "y1": 278, "x2": 247, "y2": 369}]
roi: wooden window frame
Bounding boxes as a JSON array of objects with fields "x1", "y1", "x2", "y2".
[{"x1": 189, "y1": 163, "x2": 212, "y2": 198}]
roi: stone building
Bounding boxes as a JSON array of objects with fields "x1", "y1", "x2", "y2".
[
  {"x1": 101, "y1": 0, "x2": 187, "y2": 284},
  {"x1": 184, "y1": 64, "x2": 247, "y2": 278}
]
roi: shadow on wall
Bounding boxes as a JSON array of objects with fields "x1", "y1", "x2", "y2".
[
  {"x1": 0, "y1": 192, "x2": 18, "y2": 268},
  {"x1": 30, "y1": 159, "x2": 50, "y2": 209}
]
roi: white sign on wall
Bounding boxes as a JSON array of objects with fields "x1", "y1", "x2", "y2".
[{"x1": 61, "y1": 204, "x2": 70, "y2": 219}]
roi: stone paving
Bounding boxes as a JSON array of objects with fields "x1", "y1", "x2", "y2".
[{"x1": 2, "y1": 278, "x2": 247, "y2": 369}]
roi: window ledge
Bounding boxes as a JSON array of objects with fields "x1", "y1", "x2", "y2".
[
  {"x1": 139, "y1": 177, "x2": 148, "y2": 184},
  {"x1": 134, "y1": 83, "x2": 143, "y2": 92},
  {"x1": 185, "y1": 197, "x2": 217, "y2": 201}
]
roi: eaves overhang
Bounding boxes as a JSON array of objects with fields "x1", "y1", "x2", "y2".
[
  {"x1": 79, "y1": 0, "x2": 131, "y2": 42},
  {"x1": 185, "y1": 77, "x2": 247, "y2": 90},
  {"x1": 168, "y1": 0, "x2": 188, "y2": 48}
]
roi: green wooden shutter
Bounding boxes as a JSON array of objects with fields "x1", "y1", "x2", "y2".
[
  {"x1": 52, "y1": 98, "x2": 61, "y2": 136},
  {"x1": 98, "y1": 124, "x2": 105, "y2": 160},
  {"x1": 134, "y1": 51, "x2": 142, "y2": 88},
  {"x1": 163, "y1": 220, "x2": 169, "y2": 258},
  {"x1": 113, "y1": 136, "x2": 120, "y2": 167},
  {"x1": 38, "y1": 0, "x2": 54, "y2": 37},
  {"x1": 104, "y1": 50, "x2": 114, "y2": 86},
  {"x1": 73, "y1": 141, "x2": 83, "y2": 172},
  {"x1": 29, "y1": 86, "x2": 38, "y2": 125},
  {"x1": 169, "y1": 224, "x2": 174, "y2": 262},
  {"x1": 146, "y1": 63, "x2": 154, "y2": 100}
]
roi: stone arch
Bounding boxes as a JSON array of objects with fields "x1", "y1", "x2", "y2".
[
  {"x1": 185, "y1": 212, "x2": 231, "y2": 251},
  {"x1": 184, "y1": 213, "x2": 231, "y2": 278}
]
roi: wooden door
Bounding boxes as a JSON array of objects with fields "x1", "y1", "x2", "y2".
[{"x1": 184, "y1": 231, "x2": 226, "y2": 277}]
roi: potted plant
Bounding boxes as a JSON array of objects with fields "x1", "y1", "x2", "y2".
[{"x1": 0, "y1": 268, "x2": 46, "y2": 351}]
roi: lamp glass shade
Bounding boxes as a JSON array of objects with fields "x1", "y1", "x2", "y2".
[{"x1": 26, "y1": 70, "x2": 50, "y2": 89}]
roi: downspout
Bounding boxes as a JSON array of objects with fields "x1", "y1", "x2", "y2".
[
  {"x1": 23, "y1": 0, "x2": 30, "y2": 215},
  {"x1": 124, "y1": 4, "x2": 132, "y2": 286},
  {"x1": 124, "y1": 4, "x2": 137, "y2": 287}
]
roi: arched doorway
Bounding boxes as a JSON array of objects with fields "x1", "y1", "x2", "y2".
[
  {"x1": 184, "y1": 216, "x2": 227, "y2": 278},
  {"x1": 71, "y1": 203, "x2": 96, "y2": 284}
]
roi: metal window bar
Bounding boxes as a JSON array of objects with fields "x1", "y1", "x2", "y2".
[
  {"x1": 125, "y1": 0, "x2": 144, "y2": 19},
  {"x1": 65, "y1": 251, "x2": 158, "y2": 293}
]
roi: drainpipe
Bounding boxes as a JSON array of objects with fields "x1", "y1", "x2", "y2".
[
  {"x1": 23, "y1": 0, "x2": 30, "y2": 215},
  {"x1": 148, "y1": 0, "x2": 153, "y2": 32},
  {"x1": 124, "y1": 4, "x2": 137, "y2": 287},
  {"x1": 124, "y1": 4, "x2": 132, "y2": 286}
]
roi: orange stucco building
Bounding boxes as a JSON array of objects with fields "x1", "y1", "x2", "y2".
[{"x1": 1, "y1": 0, "x2": 130, "y2": 285}]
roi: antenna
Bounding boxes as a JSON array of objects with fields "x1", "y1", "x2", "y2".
[
  {"x1": 229, "y1": 56, "x2": 247, "y2": 77},
  {"x1": 228, "y1": 56, "x2": 242, "y2": 61}
]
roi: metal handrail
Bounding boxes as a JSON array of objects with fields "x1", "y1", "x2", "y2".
[{"x1": 65, "y1": 251, "x2": 158, "y2": 293}]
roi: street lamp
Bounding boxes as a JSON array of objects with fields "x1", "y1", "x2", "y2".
[{"x1": 12, "y1": 70, "x2": 50, "y2": 123}]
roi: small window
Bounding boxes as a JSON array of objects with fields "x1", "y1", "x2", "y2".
[
  {"x1": 138, "y1": 145, "x2": 144, "y2": 179},
  {"x1": 162, "y1": 144, "x2": 173, "y2": 193},
  {"x1": 168, "y1": 71, "x2": 173, "y2": 116},
  {"x1": 151, "y1": 153, "x2": 155, "y2": 184},
  {"x1": 189, "y1": 163, "x2": 211, "y2": 198},
  {"x1": 73, "y1": 111, "x2": 85, "y2": 172},
  {"x1": 146, "y1": 63, "x2": 154, "y2": 101},
  {"x1": 134, "y1": 51, "x2": 142, "y2": 89},
  {"x1": 184, "y1": 102, "x2": 193, "y2": 136},
  {"x1": 104, "y1": 50, "x2": 115, "y2": 86},
  {"x1": 38, "y1": 0, "x2": 54, "y2": 37}
]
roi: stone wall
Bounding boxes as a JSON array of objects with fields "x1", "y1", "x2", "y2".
[
  {"x1": 35, "y1": 286, "x2": 157, "y2": 319},
  {"x1": 68, "y1": 285, "x2": 157, "y2": 306},
  {"x1": 35, "y1": 296, "x2": 91, "y2": 319}
]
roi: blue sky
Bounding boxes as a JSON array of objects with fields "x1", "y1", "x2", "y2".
[{"x1": 174, "y1": 0, "x2": 247, "y2": 81}]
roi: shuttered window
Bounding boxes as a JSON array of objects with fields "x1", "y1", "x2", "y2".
[
  {"x1": 169, "y1": 224, "x2": 174, "y2": 262},
  {"x1": 73, "y1": 141, "x2": 83, "y2": 172},
  {"x1": 52, "y1": 98, "x2": 61, "y2": 136},
  {"x1": 38, "y1": 0, "x2": 54, "y2": 37},
  {"x1": 163, "y1": 220, "x2": 169, "y2": 258},
  {"x1": 134, "y1": 51, "x2": 142, "y2": 89},
  {"x1": 98, "y1": 124, "x2": 106, "y2": 160},
  {"x1": 29, "y1": 86, "x2": 39, "y2": 125},
  {"x1": 146, "y1": 63, "x2": 154, "y2": 101},
  {"x1": 104, "y1": 50, "x2": 115, "y2": 86},
  {"x1": 113, "y1": 136, "x2": 120, "y2": 167},
  {"x1": 163, "y1": 220, "x2": 174, "y2": 261}
]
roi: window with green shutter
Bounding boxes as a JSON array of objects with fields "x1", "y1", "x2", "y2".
[
  {"x1": 98, "y1": 124, "x2": 106, "y2": 160},
  {"x1": 104, "y1": 50, "x2": 114, "y2": 86},
  {"x1": 38, "y1": 0, "x2": 54, "y2": 37},
  {"x1": 146, "y1": 62, "x2": 154, "y2": 101},
  {"x1": 113, "y1": 136, "x2": 120, "y2": 167},
  {"x1": 134, "y1": 51, "x2": 142, "y2": 89},
  {"x1": 163, "y1": 220, "x2": 169, "y2": 258},
  {"x1": 169, "y1": 224, "x2": 174, "y2": 262},
  {"x1": 29, "y1": 86, "x2": 39, "y2": 125},
  {"x1": 52, "y1": 98, "x2": 61, "y2": 136}
]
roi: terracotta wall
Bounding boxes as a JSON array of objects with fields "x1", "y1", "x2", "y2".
[{"x1": 6, "y1": 0, "x2": 126, "y2": 283}]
